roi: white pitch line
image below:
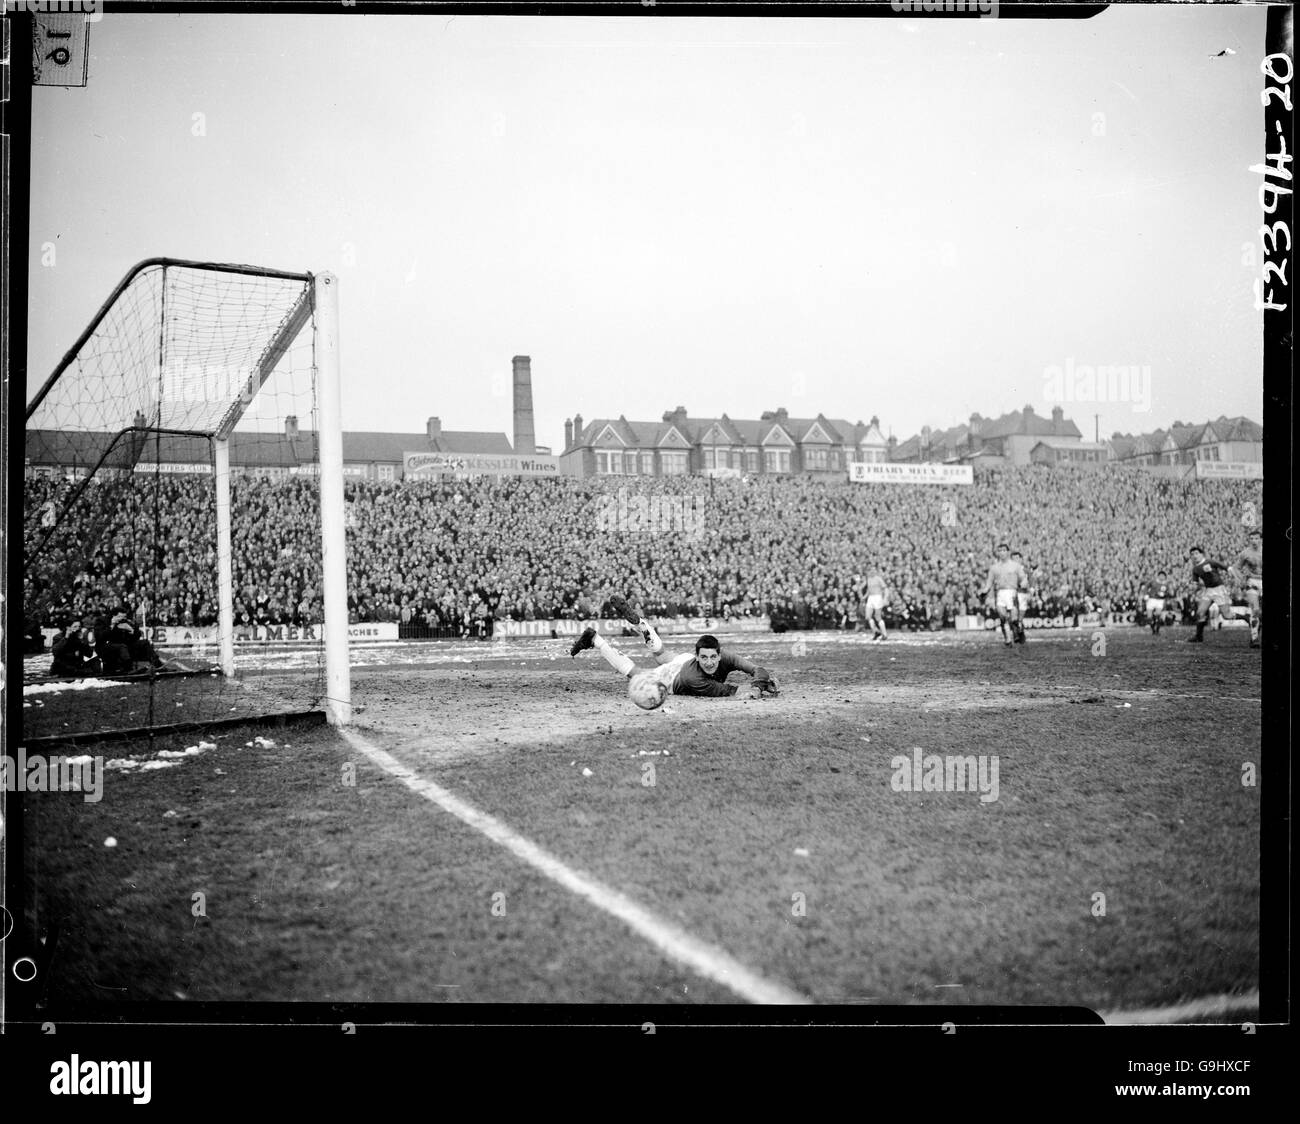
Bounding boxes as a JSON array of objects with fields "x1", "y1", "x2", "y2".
[
  {"x1": 338, "y1": 727, "x2": 810, "y2": 1006},
  {"x1": 1101, "y1": 989, "x2": 1260, "y2": 1025}
]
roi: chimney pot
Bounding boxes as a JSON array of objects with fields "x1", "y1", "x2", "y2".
[{"x1": 286, "y1": 415, "x2": 299, "y2": 439}]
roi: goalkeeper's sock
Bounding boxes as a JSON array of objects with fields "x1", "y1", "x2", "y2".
[
  {"x1": 641, "y1": 623, "x2": 664, "y2": 655},
  {"x1": 592, "y1": 633, "x2": 636, "y2": 677}
]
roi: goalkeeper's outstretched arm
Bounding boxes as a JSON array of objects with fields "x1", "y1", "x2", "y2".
[{"x1": 725, "y1": 652, "x2": 779, "y2": 697}]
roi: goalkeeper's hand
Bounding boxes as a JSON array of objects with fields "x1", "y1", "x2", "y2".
[{"x1": 747, "y1": 674, "x2": 780, "y2": 700}]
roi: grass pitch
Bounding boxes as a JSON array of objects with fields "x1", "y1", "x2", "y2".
[{"x1": 23, "y1": 627, "x2": 1260, "y2": 1014}]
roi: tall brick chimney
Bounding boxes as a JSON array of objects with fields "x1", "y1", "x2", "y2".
[
  {"x1": 564, "y1": 418, "x2": 574, "y2": 450},
  {"x1": 427, "y1": 417, "x2": 441, "y2": 444},
  {"x1": 512, "y1": 355, "x2": 536, "y2": 455},
  {"x1": 1051, "y1": 405, "x2": 1064, "y2": 434},
  {"x1": 285, "y1": 415, "x2": 299, "y2": 439},
  {"x1": 573, "y1": 412, "x2": 584, "y2": 443}
]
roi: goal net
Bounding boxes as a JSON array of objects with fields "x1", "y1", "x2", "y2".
[{"x1": 23, "y1": 259, "x2": 351, "y2": 745}]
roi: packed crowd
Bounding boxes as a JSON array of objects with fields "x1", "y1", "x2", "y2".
[{"x1": 24, "y1": 464, "x2": 1264, "y2": 638}]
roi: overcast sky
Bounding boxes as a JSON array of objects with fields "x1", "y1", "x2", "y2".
[{"x1": 28, "y1": 6, "x2": 1268, "y2": 450}]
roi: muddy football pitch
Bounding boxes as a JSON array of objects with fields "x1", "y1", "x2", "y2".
[{"x1": 24, "y1": 626, "x2": 1261, "y2": 1018}]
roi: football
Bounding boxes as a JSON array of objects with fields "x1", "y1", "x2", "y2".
[{"x1": 629, "y1": 672, "x2": 668, "y2": 710}]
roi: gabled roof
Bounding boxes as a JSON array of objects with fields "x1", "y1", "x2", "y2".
[
  {"x1": 1131, "y1": 430, "x2": 1167, "y2": 456},
  {"x1": 1204, "y1": 416, "x2": 1264, "y2": 443},
  {"x1": 796, "y1": 417, "x2": 839, "y2": 444},
  {"x1": 978, "y1": 407, "x2": 1082, "y2": 440},
  {"x1": 932, "y1": 423, "x2": 970, "y2": 449},
  {"x1": 1108, "y1": 435, "x2": 1138, "y2": 459},
  {"x1": 572, "y1": 411, "x2": 884, "y2": 449},
  {"x1": 591, "y1": 420, "x2": 632, "y2": 446},
  {"x1": 891, "y1": 435, "x2": 923, "y2": 460},
  {"x1": 574, "y1": 417, "x2": 692, "y2": 450},
  {"x1": 1166, "y1": 424, "x2": 1206, "y2": 450},
  {"x1": 830, "y1": 418, "x2": 887, "y2": 447},
  {"x1": 759, "y1": 421, "x2": 797, "y2": 445},
  {"x1": 696, "y1": 416, "x2": 742, "y2": 445}
]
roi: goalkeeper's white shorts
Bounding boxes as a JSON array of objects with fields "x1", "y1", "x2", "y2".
[{"x1": 994, "y1": 589, "x2": 1017, "y2": 612}]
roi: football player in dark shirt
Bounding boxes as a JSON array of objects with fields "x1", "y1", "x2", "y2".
[
  {"x1": 1187, "y1": 546, "x2": 1236, "y2": 643},
  {"x1": 570, "y1": 594, "x2": 777, "y2": 708},
  {"x1": 1143, "y1": 571, "x2": 1173, "y2": 635}
]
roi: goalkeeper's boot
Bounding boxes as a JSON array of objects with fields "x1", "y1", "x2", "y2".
[
  {"x1": 570, "y1": 627, "x2": 597, "y2": 657},
  {"x1": 609, "y1": 593, "x2": 652, "y2": 643}
]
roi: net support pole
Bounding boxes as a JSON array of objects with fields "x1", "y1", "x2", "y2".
[
  {"x1": 214, "y1": 436, "x2": 236, "y2": 678},
  {"x1": 314, "y1": 272, "x2": 352, "y2": 725}
]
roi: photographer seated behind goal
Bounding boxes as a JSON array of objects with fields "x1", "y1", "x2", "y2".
[
  {"x1": 49, "y1": 619, "x2": 102, "y2": 678},
  {"x1": 89, "y1": 613, "x2": 133, "y2": 675},
  {"x1": 106, "y1": 609, "x2": 165, "y2": 673}
]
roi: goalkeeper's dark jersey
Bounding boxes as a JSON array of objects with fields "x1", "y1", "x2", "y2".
[
  {"x1": 1191, "y1": 559, "x2": 1229, "y2": 588},
  {"x1": 674, "y1": 652, "x2": 761, "y2": 697}
]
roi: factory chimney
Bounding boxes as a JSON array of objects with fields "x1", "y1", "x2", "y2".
[{"x1": 512, "y1": 355, "x2": 536, "y2": 455}]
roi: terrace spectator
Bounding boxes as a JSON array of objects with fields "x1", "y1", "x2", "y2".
[{"x1": 24, "y1": 464, "x2": 1263, "y2": 636}]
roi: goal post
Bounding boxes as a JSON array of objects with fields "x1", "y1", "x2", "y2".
[
  {"x1": 312, "y1": 273, "x2": 351, "y2": 726},
  {"x1": 24, "y1": 258, "x2": 351, "y2": 738}
]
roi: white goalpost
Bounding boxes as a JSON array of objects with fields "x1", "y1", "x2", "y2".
[
  {"x1": 25, "y1": 258, "x2": 351, "y2": 733},
  {"x1": 312, "y1": 273, "x2": 352, "y2": 726}
]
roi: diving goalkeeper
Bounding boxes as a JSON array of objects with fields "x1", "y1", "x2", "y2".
[{"x1": 570, "y1": 594, "x2": 779, "y2": 708}]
